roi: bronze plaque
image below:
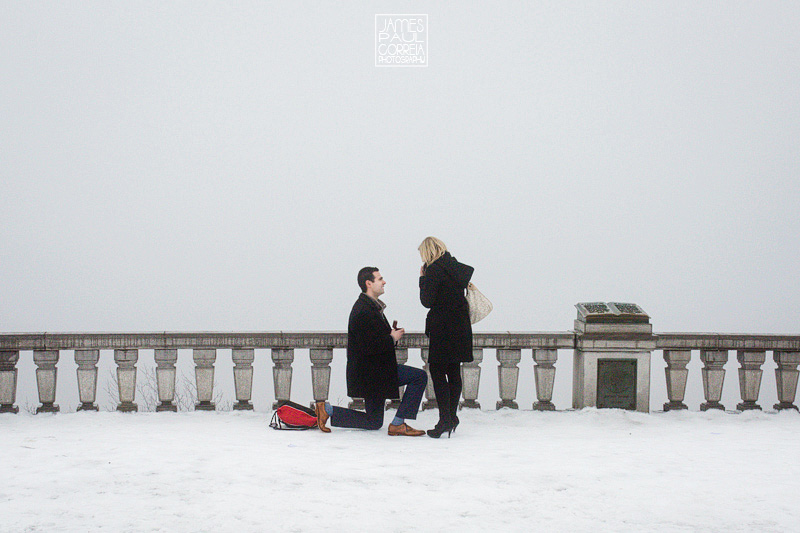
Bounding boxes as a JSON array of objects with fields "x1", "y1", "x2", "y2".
[{"x1": 597, "y1": 359, "x2": 637, "y2": 410}]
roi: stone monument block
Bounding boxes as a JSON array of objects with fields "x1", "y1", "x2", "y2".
[{"x1": 573, "y1": 302, "x2": 654, "y2": 413}]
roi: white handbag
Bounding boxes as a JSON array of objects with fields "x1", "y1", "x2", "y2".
[{"x1": 466, "y1": 282, "x2": 493, "y2": 324}]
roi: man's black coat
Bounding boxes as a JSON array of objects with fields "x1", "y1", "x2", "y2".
[
  {"x1": 346, "y1": 293, "x2": 400, "y2": 399},
  {"x1": 419, "y1": 251, "x2": 475, "y2": 365}
]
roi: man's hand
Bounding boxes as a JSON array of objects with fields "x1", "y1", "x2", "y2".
[{"x1": 390, "y1": 327, "x2": 405, "y2": 342}]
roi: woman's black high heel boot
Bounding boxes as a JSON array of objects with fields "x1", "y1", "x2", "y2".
[
  {"x1": 449, "y1": 399, "x2": 460, "y2": 434},
  {"x1": 427, "y1": 420, "x2": 452, "y2": 438},
  {"x1": 449, "y1": 385, "x2": 461, "y2": 434}
]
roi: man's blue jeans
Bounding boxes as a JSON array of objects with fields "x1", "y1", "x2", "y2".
[{"x1": 330, "y1": 364, "x2": 428, "y2": 430}]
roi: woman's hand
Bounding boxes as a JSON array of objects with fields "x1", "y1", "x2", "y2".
[{"x1": 420, "y1": 264, "x2": 426, "y2": 276}]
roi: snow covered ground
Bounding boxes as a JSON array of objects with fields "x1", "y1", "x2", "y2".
[{"x1": 1, "y1": 408, "x2": 799, "y2": 532}]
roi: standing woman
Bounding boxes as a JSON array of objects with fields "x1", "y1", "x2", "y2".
[{"x1": 418, "y1": 236, "x2": 474, "y2": 438}]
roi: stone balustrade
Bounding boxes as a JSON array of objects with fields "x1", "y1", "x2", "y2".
[
  {"x1": 0, "y1": 331, "x2": 799, "y2": 414},
  {"x1": 657, "y1": 333, "x2": 800, "y2": 412}
]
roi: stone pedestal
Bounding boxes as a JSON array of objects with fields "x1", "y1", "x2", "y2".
[
  {"x1": 155, "y1": 349, "x2": 178, "y2": 412},
  {"x1": 460, "y1": 348, "x2": 483, "y2": 409},
  {"x1": 75, "y1": 349, "x2": 100, "y2": 411},
  {"x1": 572, "y1": 302, "x2": 654, "y2": 413},
  {"x1": 773, "y1": 351, "x2": 800, "y2": 411},
  {"x1": 193, "y1": 349, "x2": 216, "y2": 411},
  {"x1": 34, "y1": 350, "x2": 60, "y2": 414},
  {"x1": 532, "y1": 349, "x2": 557, "y2": 411},
  {"x1": 421, "y1": 348, "x2": 437, "y2": 411},
  {"x1": 496, "y1": 349, "x2": 521, "y2": 410},
  {"x1": 0, "y1": 351, "x2": 20, "y2": 414},
  {"x1": 232, "y1": 348, "x2": 255, "y2": 411},
  {"x1": 271, "y1": 348, "x2": 294, "y2": 410},
  {"x1": 736, "y1": 350, "x2": 765, "y2": 411},
  {"x1": 663, "y1": 350, "x2": 691, "y2": 411},
  {"x1": 700, "y1": 350, "x2": 728, "y2": 411},
  {"x1": 573, "y1": 351, "x2": 652, "y2": 411},
  {"x1": 386, "y1": 348, "x2": 408, "y2": 410},
  {"x1": 114, "y1": 349, "x2": 139, "y2": 412}
]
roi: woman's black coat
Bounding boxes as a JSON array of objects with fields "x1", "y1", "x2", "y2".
[
  {"x1": 419, "y1": 252, "x2": 475, "y2": 365},
  {"x1": 346, "y1": 293, "x2": 400, "y2": 399}
]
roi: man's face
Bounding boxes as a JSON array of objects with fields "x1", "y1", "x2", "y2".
[{"x1": 366, "y1": 271, "x2": 386, "y2": 298}]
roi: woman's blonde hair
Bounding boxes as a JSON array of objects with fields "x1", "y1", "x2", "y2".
[{"x1": 418, "y1": 236, "x2": 448, "y2": 266}]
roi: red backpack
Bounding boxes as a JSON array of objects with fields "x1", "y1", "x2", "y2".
[{"x1": 270, "y1": 400, "x2": 319, "y2": 430}]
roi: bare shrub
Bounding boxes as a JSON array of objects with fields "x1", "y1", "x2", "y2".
[{"x1": 100, "y1": 364, "x2": 229, "y2": 412}]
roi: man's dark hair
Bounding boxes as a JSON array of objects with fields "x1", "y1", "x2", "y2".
[{"x1": 357, "y1": 267, "x2": 379, "y2": 292}]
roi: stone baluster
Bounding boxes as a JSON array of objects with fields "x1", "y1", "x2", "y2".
[
  {"x1": 310, "y1": 348, "x2": 334, "y2": 409},
  {"x1": 114, "y1": 349, "x2": 138, "y2": 412},
  {"x1": 420, "y1": 348, "x2": 437, "y2": 411},
  {"x1": 33, "y1": 350, "x2": 60, "y2": 413},
  {"x1": 0, "y1": 351, "x2": 20, "y2": 414},
  {"x1": 663, "y1": 350, "x2": 691, "y2": 411},
  {"x1": 154, "y1": 349, "x2": 178, "y2": 412},
  {"x1": 193, "y1": 349, "x2": 217, "y2": 411},
  {"x1": 272, "y1": 348, "x2": 294, "y2": 409},
  {"x1": 532, "y1": 349, "x2": 557, "y2": 411},
  {"x1": 232, "y1": 348, "x2": 255, "y2": 411},
  {"x1": 460, "y1": 348, "x2": 483, "y2": 409},
  {"x1": 386, "y1": 348, "x2": 408, "y2": 410},
  {"x1": 736, "y1": 350, "x2": 765, "y2": 411},
  {"x1": 74, "y1": 350, "x2": 99, "y2": 411},
  {"x1": 497, "y1": 349, "x2": 521, "y2": 410},
  {"x1": 699, "y1": 350, "x2": 727, "y2": 411},
  {"x1": 773, "y1": 351, "x2": 800, "y2": 411}
]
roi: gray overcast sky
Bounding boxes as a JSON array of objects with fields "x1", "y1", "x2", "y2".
[{"x1": 2, "y1": 2, "x2": 799, "y2": 335}]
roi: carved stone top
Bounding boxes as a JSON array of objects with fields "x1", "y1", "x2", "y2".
[{"x1": 576, "y1": 302, "x2": 650, "y2": 324}]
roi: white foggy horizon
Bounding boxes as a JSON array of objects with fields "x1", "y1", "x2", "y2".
[{"x1": 2, "y1": 2, "x2": 799, "y2": 338}]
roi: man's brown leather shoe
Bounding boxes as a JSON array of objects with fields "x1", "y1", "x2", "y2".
[
  {"x1": 387, "y1": 423, "x2": 425, "y2": 437},
  {"x1": 315, "y1": 401, "x2": 331, "y2": 433}
]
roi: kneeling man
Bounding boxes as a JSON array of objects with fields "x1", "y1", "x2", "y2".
[{"x1": 315, "y1": 267, "x2": 427, "y2": 436}]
